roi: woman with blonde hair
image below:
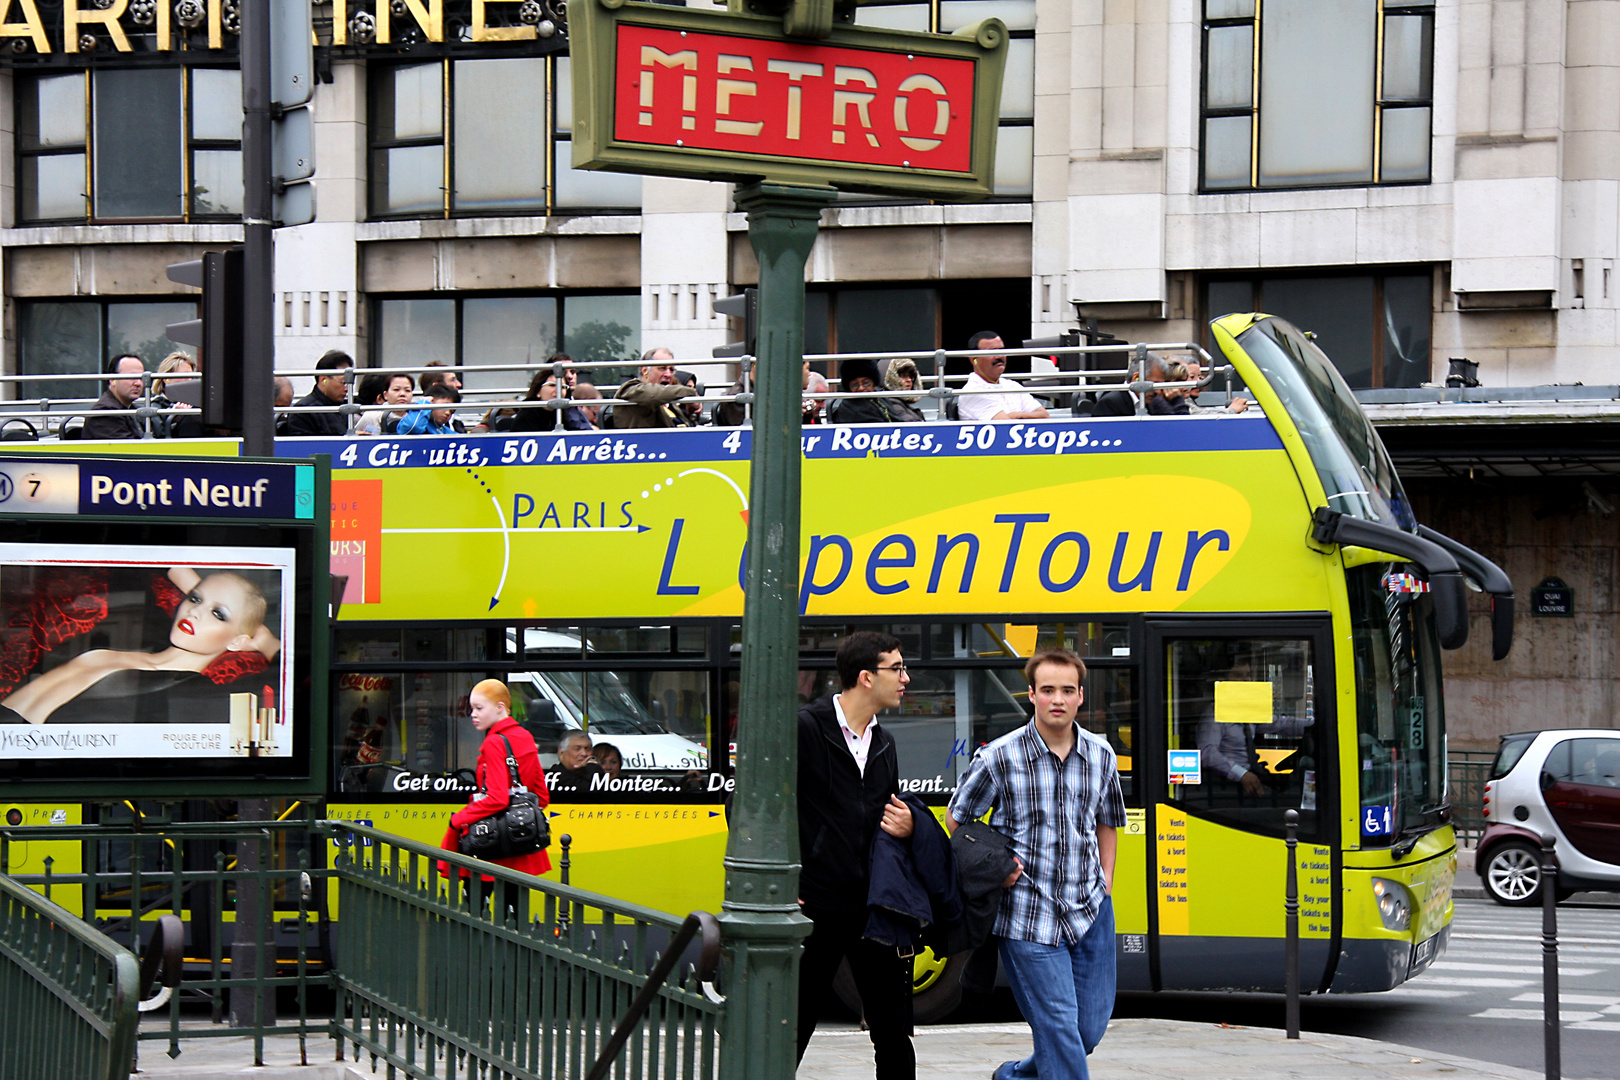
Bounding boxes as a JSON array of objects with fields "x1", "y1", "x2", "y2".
[
  {"x1": 150, "y1": 352, "x2": 202, "y2": 437},
  {"x1": 442, "y1": 679, "x2": 551, "y2": 913}
]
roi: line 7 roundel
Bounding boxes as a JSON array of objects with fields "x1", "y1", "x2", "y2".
[{"x1": 613, "y1": 23, "x2": 977, "y2": 175}]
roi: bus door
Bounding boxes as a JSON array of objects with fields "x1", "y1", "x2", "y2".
[{"x1": 1145, "y1": 620, "x2": 1339, "y2": 993}]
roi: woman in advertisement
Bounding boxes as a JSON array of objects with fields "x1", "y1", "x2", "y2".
[
  {"x1": 0, "y1": 565, "x2": 281, "y2": 725},
  {"x1": 442, "y1": 680, "x2": 551, "y2": 911}
]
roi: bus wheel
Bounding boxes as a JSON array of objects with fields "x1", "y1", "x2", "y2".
[
  {"x1": 1482, "y1": 841, "x2": 1544, "y2": 906},
  {"x1": 832, "y1": 947, "x2": 969, "y2": 1026}
]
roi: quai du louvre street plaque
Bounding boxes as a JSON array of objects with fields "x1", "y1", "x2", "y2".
[{"x1": 569, "y1": 0, "x2": 1008, "y2": 198}]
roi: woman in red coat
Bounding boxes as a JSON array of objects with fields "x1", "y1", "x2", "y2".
[{"x1": 442, "y1": 679, "x2": 550, "y2": 914}]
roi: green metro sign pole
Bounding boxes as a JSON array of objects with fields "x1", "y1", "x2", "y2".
[
  {"x1": 568, "y1": 2, "x2": 1006, "y2": 1076},
  {"x1": 717, "y1": 180, "x2": 833, "y2": 1079}
]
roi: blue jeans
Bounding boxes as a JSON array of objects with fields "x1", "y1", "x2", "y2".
[{"x1": 995, "y1": 897, "x2": 1116, "y2": 1080}]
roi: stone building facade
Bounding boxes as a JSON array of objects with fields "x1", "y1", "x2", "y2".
[{"x1": 1, "y1": 0, "x2": 1618, "y2": 744}]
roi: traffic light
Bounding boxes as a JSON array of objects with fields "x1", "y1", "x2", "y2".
[
  {"x1": 166, "y1": 249, "x2": 245, "y2": 429},
  {"x1": 712, "y1": 288, "x2": 759, "y2": 359},
  {"x1": 270, "y1": 0, "x2": 315, "y2": 227}
]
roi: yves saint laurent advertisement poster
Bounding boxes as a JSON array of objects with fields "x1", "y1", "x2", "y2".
[{"x1": 0, "y1": 543, "x2": 296, "y2": 760}]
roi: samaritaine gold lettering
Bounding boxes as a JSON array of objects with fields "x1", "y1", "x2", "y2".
[{"x1": 0, "y1": 0, "x2": 50, "y2": 53}]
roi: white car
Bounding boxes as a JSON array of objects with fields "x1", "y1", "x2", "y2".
[
  {"x1": 507, "y1": 629, "x2": 710, "y2": 774},
  {"x1": 1477, "y1": 729, "x2": 1620, "y2": 905}
]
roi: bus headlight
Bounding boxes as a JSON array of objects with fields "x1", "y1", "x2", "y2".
[{"x1": 1371, "y1": 877, "x2": 1412, "y2": 931}]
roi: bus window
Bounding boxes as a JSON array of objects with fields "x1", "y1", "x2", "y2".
[
  {"x1": 1082, "y1": 666, "x2": 1138, "y2": 804},
  {"x1": 1347, "y1": 565, "x2": 1446, "y2": 842},
  {"x1": 508, "y1": 668, "x2": 712, "y2": 776},
  {"x1": 335, "y1": 671, "x2": 477, "y2": 794},
  {"x1": 1166, "y1": 638, "x2": 1320, "y2": 837}
]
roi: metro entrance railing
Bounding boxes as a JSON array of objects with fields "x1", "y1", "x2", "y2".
[
  {"x1": 327, "y1": 820, "x2": 723, "y2": 1080},
  {"x1": 1, "y1": 815, "x2": 723, "y2": 1080}
]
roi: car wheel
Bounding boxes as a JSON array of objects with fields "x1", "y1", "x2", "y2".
[
  {"x1": 1483, "y1": 841, "x2": 1546, "y2": 906},
  {"x1": 832, "y1": 947, "x2": 969, "y2": 1026}
]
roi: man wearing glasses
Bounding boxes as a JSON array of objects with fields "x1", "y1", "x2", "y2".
[
  {"x1": 958, "y1": 331, "x2": 1049, "y2": 423},
  {"x1": 795, "y1": 631, "x2": 917, "y2": 1080}
]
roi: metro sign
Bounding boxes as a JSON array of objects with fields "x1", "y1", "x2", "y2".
[{"x1": 571, "y1": 0, "x2": 1008, "y2": 198}]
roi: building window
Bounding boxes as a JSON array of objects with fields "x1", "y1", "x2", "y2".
[
  {"x1": 800, "y1": 279, "x2": 1032, "y2": 380},
  {"x1": 373, "y1": 293, "x2": 641, "y2": 394},
  {"x1": 1205, "y1": 270, "x2": 1432, "y2": 389},
  {"x1": 369, "y1": 58, "x2": 641, "y2": 219},
  {"x1": 1201, "y1": 0, "x2": 1433, "y2": 191},
  {"x1": 16, "y1": 299, "x2": 198, "y2": 402},
  {"x1": 16, "y1": 69, "x2": 242, "y2": 224},
  {"x1": 852, "y1": 0, "x2": 1034, "y2": 199}
]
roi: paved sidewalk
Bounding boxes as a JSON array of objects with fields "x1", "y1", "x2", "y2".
[
  {"x1": 131, "y1": 1017, "x2": 1553, "y2": 1080},
  {"x1": 801, "y1": 1020, "x2": 1547, "y2": 1080}
]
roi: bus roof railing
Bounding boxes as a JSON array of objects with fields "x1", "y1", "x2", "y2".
[{"x1": 0, "y1": 343, "x2": 1232, "y2": 435}]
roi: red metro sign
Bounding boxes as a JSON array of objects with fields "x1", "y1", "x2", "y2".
[
  {"x1": 615, "y1": 25, "x2": 976, "y2": 174},
  {"x1": 571, "y1": 0, "x2": 1008, "y2": 198}
]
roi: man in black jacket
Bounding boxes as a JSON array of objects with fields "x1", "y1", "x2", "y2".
[
  {"x1": 281, "y1": 350, "x2": 352, "y2": 437},
  {"x1": 797, "y1": 630, "x2": 915, "y2": 1080}
]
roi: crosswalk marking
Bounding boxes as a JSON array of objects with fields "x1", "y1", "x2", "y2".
[
  {"x1": 1413, "y1": 976, "x2": 1531, "y2": 988},
  {"x1": 1510, "y1": 992, "x2": 1620, "y2": 1007},
  {"x1": 1430, "y1": 961, "x2": 1598, "y2": 976},
  {"x1": 1382, "y1": 987, "x2": 1468, "y2": 999},
  {"x1": 1473, "y1": 1007, "x2": 1606, "y2": 1022},
  {"x1": 1569, "y1": 1020, "x2": 1620, "y2": 1032}
]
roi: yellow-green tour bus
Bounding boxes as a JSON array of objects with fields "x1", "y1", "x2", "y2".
[{"x1": 7, "y1": 314, "x2": 1511, "y2": 1022}]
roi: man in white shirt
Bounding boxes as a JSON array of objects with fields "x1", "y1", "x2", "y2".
[
  {"x1": 958, "y1": 332, "x2": 1049, "y2": 422},
  {"x1": 795, "y1": 632, "x2": 916, "y2": 1079}
]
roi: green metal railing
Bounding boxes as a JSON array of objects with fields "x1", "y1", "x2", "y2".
[
  {"x1": 328, "y1": 821, "x2": 724, "y2": 1080},
  {"x1": 0, "y1": 813, "x2": 329, "y2": 1069},
  {"x1": 0, "y1": 873, "x2": 140, "y2": 1080},
  {"x1": 1448, "y1": 750, "x2": 1495, "y2": 846}
]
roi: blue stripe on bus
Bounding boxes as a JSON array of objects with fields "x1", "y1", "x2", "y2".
[{"x1": 276, "y1": 416, "x2": 1284, "y2": 470}]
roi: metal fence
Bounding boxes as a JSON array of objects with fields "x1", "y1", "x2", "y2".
[
  {"x1": 0, "y1": 811, "x2": 329, "y2": 1069},
  {"x1": 329, "y1": 821, "x2": 723, "y2": 1080},
  {"x1": 1448, "y1": 750, "x2": 1495, "y2": 846},
  {"x1": 0, "y1": 340, "x2": 1233, "y2": 438},
  {"x1": 0, "y1": 872, "x2": 140, "y2": 1080}
]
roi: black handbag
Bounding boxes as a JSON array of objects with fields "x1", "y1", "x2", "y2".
[{"x1": 459, "y1": 733, "x2": 550, "y2": 860}]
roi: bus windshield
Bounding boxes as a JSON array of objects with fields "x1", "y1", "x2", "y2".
[
  {"x1": 1348, "y1": 565, "x2": 1446, "y2": 840},
  {"x1": 1236, "y1": 317, "x2": 1415, "y2": 530}
]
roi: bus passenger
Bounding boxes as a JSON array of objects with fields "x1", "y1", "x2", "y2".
[
  {"x1": 281, "y1": 350, "x2": 352, "y2": 437},
  {"x1": 84, "y1": 354, "x2": 146, "y2": 441},
  {"x1": 1185, "y1": 360, "x2": 1251, "y2": 414},
  {"x1": 592, "y1": 741, "x2": 623, "y2": 782},
  {"x1": 803, "y1": 360, "x2": 830, "y2": 424},
  {"x1": 958, "y1": 332, "x2": 1048, "y2": 422},
  {"x1": 396, "y1": 384, "x2": 460, "y2": 435},
  {"x1": 552, "y1": 731, "x2": 605, "y2": 792},
  {"x1": 796, "y1": 631, "x2": 915, "y2": 1080},
  {"x1": 946, "y1": 649, "x2": 1125, "y2": 1080},
  {"x1": 827, "y1": 358, "x2": 924, "y2": 425},
  {"x1": 1145, "y1": 359, "x2": 1191, "y2": 416},
  {"x1": 611, "y1": 349, "x2": 699, "y2": 429},
  {"x1": 884, "y1": 358, "x2": 928, "y2": 421}
]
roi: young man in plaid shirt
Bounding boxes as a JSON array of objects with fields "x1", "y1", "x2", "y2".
[{"x1": 946, "y1": 648, "x2": 1126, "y2": 1080}]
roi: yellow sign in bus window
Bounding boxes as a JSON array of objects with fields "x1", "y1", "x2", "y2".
[{"x1": 1213, "y1": 680, "x2": 1272, "y2": 723}]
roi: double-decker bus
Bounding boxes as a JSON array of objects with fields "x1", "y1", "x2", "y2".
[{"x1": 2, "y1": 313, "x2": 1511, "y2": 1021}]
